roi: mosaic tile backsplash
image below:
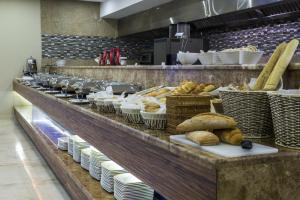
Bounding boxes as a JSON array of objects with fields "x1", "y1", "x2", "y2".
[
  {"x1": 207, "y1": 19, "x2": 300, "y2": 55},
  {"x1": 42, "y1": 34, "x2": 153, "y2": 60}
]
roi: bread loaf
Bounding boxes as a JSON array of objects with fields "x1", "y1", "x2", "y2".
[
  {"x1": 176, "y1": 112, "x2": 237, "y2": 132},
  {"x1": 253, "y1": 42, "x2": 287, "y2": 90},
  {"x1": 214, "y1": 128, "x2": 244, "y2": 145},
  {"x1": 264, "y1": 39, "x2": 299, "y2": 90},
  {"x1": 186, "y1": 131, "x2": 220, "y2": 146}
]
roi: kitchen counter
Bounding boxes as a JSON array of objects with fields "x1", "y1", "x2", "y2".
[
  {"x1": 13, "y1": 80, "x2": 300, "y2": 200},
  {"x1": 49, "y1": 64, "x2": 300, "y2": 89}
]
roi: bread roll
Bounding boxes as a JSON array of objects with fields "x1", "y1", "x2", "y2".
[
  {"x1": 253, "y1": 42, "x2": 287, "y2": 90},
  {"x1": 214, "y1": 128, "x2": 244, "y2": 145},
  {"x1": 176, "y1": 112, "x2": 237, "y2": 132},
  {"x1": 264, "y1": 39, "x2": 299, "y2": 90},
  {"x1": 186, "y1": 131, "x2": 220, "y2": 146}
]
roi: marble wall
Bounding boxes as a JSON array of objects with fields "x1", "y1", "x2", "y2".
[
  {"x1": 50, "y1": 66, "x2": 300, "y2": 89},
  {"x1": 42, "y1": 34, "x2": 153, "y2": 61},
  {"x1": 207, "y1": 18, "x2": 300, "y2": 55}
]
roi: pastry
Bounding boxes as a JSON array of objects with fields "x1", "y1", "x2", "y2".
[
  {"x1": 144, "y1": 102, "x2": 161, "y2": 112},
  {"x1": 191, "y1": 84, "x2": 205, "y2": 94},
  {"x1": 181, "y1": 81, "x2": 197, "y2": 93},
  {"x1": 145, "y1": 88, "x2": 170, "y2": 97},
  {"x1": 264, "y1": 39, "x2": 299, "y2": 90},
  {"x1": 203, "y1": 84, "x2": 216, "y2": 92},
  {"x1": 176, "y1": 112, "x2": 237, "y2": 132},
  {"x1": 186, "y1": 131, "x2": 220, "y2": 146},
  {"x1": 214, "y1": 128, "x2": 244, "y2": 145},
  {"x1": 254, "y1": 42, "x2": 287, "y2": 90}
]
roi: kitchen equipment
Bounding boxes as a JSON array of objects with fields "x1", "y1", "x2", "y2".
[
  {"x1": 24, "y1": 56, "x2": 37, "y2": 75},
  {"x1": 114, "y1": 48, "x2": 121, "y2": 65},
  {"x1": 170, "y1": 135, "x2": 278, "y2": 158},
  {"x1": 120, "y1": 57, "x2": 127, "y2": 66},
  {"x1": 154, "y1": 38, "x2": 207, "y2": 65},
  {"x1": 239, "y1": 51, "x2": 264, "y2": 64},
  {"x1": 177, "y1": 52, "x2": 200, "y2": 65}
]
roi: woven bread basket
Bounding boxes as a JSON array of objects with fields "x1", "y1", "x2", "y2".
[
  {"x1": 268, "y1": 90, "x2": 300, "y2": 149},
  {"x1": 166, "y1": 95, "x2": 212, "y2": 134},
  {"x1": 220, "y1": 90, "x2": 273, "y2": 138}
]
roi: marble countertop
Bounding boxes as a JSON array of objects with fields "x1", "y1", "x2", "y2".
[
  {"x1": 49, "y1": 63, "x2": 300, "y2": 70},
  {"x1": 14, "y1": 81, "x2": 300, "y2": 169}
]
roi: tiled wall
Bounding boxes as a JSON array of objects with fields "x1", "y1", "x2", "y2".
[
  {"x1": 207, "y1": 18, "x2": 300, "y2": 55},
  {"x1": 42, "y1": 34, "x2": 153, "y2": 61}
]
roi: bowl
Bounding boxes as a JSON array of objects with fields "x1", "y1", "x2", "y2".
[
  {"x1": 198, "y1": 52, "x2": 214, "y2": 65},
  {"x1": 218, "y1": 51, "x2": 240, "y2": 65},
  {"x1": 177, "y1": 52, "x2": 200, "y2": 65},
  {"x1": 239, "y1": 51, "x2": 264, "y2": 65}
]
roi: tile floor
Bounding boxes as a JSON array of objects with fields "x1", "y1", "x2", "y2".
[{"x1": 0, "y1": 118, "x2": 70, "y2": 200}]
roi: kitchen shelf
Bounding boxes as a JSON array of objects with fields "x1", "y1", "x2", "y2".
[
  {"x1": 14, "y1": 106, "x2": 114, "y2": 200},
  {"x1": 13, "y1": 80, "x2": 300, "y2": 200}
]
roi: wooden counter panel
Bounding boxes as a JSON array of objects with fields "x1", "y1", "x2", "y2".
[{"x1": 13, "y1": 81, "x2": 217, "y2": 200}]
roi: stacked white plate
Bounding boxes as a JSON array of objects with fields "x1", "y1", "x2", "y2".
[
  {"x1": 114, "y1": 173, "x2": 154, "y2": 200},
  {"x1": 81, "y1": 147, "x2": 91, "y2": 171},
  {"x1": 68, "y1": 135, "x2": 76, "y2": 156},
  {"x1": 101, "y1": 161, "x2": 128, "y2": 193},
  {"x1": 89, "y1": 147, "x2": 111, "y2": 180},
  {"x1": 57, "y1": 136, "x2": 68, "y2": 151},
  {"x1": 73, "y1": 136, "x2": 89, "y2": 163}
]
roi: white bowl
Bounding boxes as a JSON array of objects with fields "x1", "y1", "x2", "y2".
[
  {"x1": 218, "y1": 51, "x2": 240, "y2": 65},
  {"x1": 198, "y1": 52, "x2": 214, "y2": 65},
  {"x1": 239, "y1": 51, "x2": 264, "y2": 64},
  {"x1": 177, "y1": 52, "x2": 200, "y2": 65}
]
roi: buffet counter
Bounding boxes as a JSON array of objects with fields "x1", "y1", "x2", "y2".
[
  {"x1": 13, "y1": 80, "x2": 300, "y2": 200},
  {"x1": 49, "y1": 64, "x2": 300, "y2": 89}
]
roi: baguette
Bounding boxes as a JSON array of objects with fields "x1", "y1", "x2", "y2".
[
  {"x1": 176, "y1": 112, "x2": 237, "y2": 132},
  {"x1": 253, "y1": 42, "x2": 287, "y2": 90},
  {"x1": 186, "y1": 131, "x2": 220, "y2": 146},
  {"x1": 214, "y1": 128, "x2": 244, "y2": 145},
  {"x1": 264, "y1": 39, "x2": 299, "y2": 90}
]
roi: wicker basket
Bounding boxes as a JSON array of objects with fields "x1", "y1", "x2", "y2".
[
  {"x1": 140, "y1": 111, "x2": 167, "y2": 130},
  {"x1": 268, "y1": 91, "x2": 300, "y2": 149},
  {"x1": 166, "y1": 95, "x2": 212, "y2": 134},
  {"x1": 220, "y1": 90, "x2": 273, "y2": 138}
]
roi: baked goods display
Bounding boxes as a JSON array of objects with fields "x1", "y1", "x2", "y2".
[
  {"x1": 214, "y1": 128, "x2": 244, "y2": 145},
  {"x1": 253, "y1": 42, "x2": 287, "y2": 90},
  {"x1": 176, "y1": 112, "x2": 244, "y2": 146},
  {"x1": 176, "y1": 113, "x2": 237, "y2": 132},
  {"x1": 263, "y1": 39, "x2": 299, "y2": 90},
  {"x1": 172, "y1": 81, "x2": 217, "y2": 96},
  {"x1": 186, "y1": 131, "x2": 220, "y2": 145},
  {"x1": 253, "y1": 39, "x2": 299, "y2": 91}
]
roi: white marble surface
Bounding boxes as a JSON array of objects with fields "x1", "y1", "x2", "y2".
[{"x1": 0, "y1": 115, "x2": 70, "y2": 200}]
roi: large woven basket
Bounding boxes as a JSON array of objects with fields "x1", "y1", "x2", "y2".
[
  {"x1": 166, "y1": 95, "x2": 212, "y2": 134},
  {"x1": 268, "y1": 90, "x2": 300, "y2": 149},
  {"x1": 220, "y1": 90, "x2": 273, "y2": 138}
]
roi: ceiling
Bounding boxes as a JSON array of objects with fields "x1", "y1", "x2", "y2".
[{"x1": 80, "y1": 0, "x2": 174, "y2": 19}]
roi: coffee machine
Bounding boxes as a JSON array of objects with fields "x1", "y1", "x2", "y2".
[{"x1": 24, "y1": 56, "x2": 37, "y2": 75}]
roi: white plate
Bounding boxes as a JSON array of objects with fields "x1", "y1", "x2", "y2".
[
  {"x1": 55, "y1": 94, "x2": 73, "y2": 98},
  {"x1": 45, "y1": 90, "x2": 61, "y2": 94},
  {"x1": 36, "y1": 87, "x2": 48, "y2": 91},
  {"x1": 69, "y1": 99, "x2": 90, "y2": 104},
  {"x1": 101, "y1": 161, "x2": 125, "y2": 171}
]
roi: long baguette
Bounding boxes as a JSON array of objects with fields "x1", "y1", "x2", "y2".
[
  {"x1": 264, "y1": 39, "x2": 299, "y2": 91},
  {"x1": 253, "y1": 42, "x2": 287, "y2": 90}
]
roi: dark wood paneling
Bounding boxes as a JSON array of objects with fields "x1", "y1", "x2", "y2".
[{"x1": 13, "y1": 81, "x2": 217, "y2": 200}]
